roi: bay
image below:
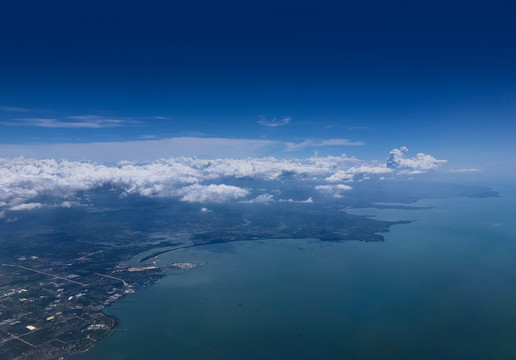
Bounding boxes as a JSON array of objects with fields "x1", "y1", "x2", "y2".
[{"x1": 73, "y1": 187, "x2": 516, "y2": 359}]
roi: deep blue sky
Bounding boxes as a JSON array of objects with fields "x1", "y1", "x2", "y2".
[{"x1": 1, "y1": 0, "x2": 515, "y2": 175}]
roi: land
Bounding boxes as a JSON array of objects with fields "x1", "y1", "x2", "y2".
[
  {"x1": 0, "y1": 252, "x2": 199, "y2": 360},
  {"x1": 0, "y1": 181, "x2": 498, "y2": 359},
  {"x1": 0, "y1": 205, "x2": 393, "y2": 359}
]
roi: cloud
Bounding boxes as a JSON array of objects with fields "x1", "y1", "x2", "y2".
[
  {"x1": 257, "y1": 116, "x2": 291, "y2": 127},
  {"x1": 278, "y1": 197, "x2": 314, "y2": 203},
  {"x1": 9, "y1": 202, "x2": 44, "y2": 211},
  {"x1": 386, "y1": 147, "x2": 446, "y2": 173},
  {"x1": 0, "y1": 147, "x2": 445, "y2": 215},
  {"x1": 315, "y1": 184, "x2": 353, "y2": 198},
  {"x1": 0, "y1": 137, "x2": 279, "y2": 161},
  {"x1": 0, "y1": 106, "x2": 32, "y2": 112},
  {"x1": 60, "y1": 201, "x2": 83, "y2": 208},
  {"x1": 285, "y1": 139, "x2": 364, "y2": 151},
  {"x1": 242, "y1": 194, "x2": 275, "y2": 203},
  {"x1": 446, "y1": 168, "x2": 481, "y2": 173},
  {"x1": 0, "y1": 135, "x2": 366, "y2": 161},
  {"x1": 178, "y1": 184, "x2": 249, "y2": 203},
  {"x1": 348, "y1": 126, "x2": 371, "y2": 130},
  {"x1": 325, "y1": 165, "x2": 392, "y2": 182},
  {"x1": 2, "y1": 115, "x2": 138, "y2": 128}
]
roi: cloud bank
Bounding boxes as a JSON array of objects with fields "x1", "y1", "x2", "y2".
[{"x1": 0, "y1": 147, "x2": 445, "y2": 215}]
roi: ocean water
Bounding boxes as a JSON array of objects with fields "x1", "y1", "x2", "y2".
[{"x1": 73, "y1": 188, "x2": 516, "y2": 360}]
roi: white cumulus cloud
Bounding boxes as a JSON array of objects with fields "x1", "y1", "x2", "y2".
[
  {"x1": 242, "y1": 194, "x2": 275, "y2": 203},
  {"x1": 315, "y1": 184, "x2": 353, "y2": 198},
  {"x1": 0, "y1": 146, "x2": 445, "y2": 215},
  {"x1": 178, "y1": 184, "x2": 249, "y2": 203},
  {"x1": 386, "y1": 147, "x2": 446, "y2": 173},
  {"x1": 278, "y1": 197, "x2": 314, "y2": 203},
  {"x1": 9, "y1": 202, "x2": 44, "y2": 211},
  {"x1": 325, "y1": 165, "x2": 392, "y2": 182}
]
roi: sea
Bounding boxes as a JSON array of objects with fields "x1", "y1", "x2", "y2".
[{"x1": 73, "y1": 185, "x2": 516, "y2": 360}]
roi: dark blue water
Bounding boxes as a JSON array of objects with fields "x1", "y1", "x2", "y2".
[{"x1": 74, "y1": 188, "x2": 516, "y2": 359}]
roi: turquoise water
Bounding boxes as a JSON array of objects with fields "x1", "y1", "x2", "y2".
[{"x1": 74, "y1": 188, "x2": 516, "y2": 360}]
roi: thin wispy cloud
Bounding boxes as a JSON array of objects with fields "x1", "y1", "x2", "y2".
[
  {"x1": 0, "y1": 106, "x2": 32, "y2": 112},
  {"x1": 2, "y1": 115, "x2": 140, "y2": 128},
  {"x1": 348, "y1": 126, "x2": 371, "y2": 130},
  {"x1": 139, "y1": 135, "x2": 159, "y2": 140},
  {"x1": 0, "y1": 136, "x2": 279, "y2": 161},
  {"x1": 257, "y1": 116, "x2": 291, "y2": 127},
  {"x1": 446, "y1": 168, "x2": 481, "y2": 173},
  {"x1": 285, "y1": 139, "x2": 364, "y2": 151}
]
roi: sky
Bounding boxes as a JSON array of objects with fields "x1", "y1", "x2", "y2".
[{"x1": 0, "y1": 0, "x2": 515, "y2": 179}]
